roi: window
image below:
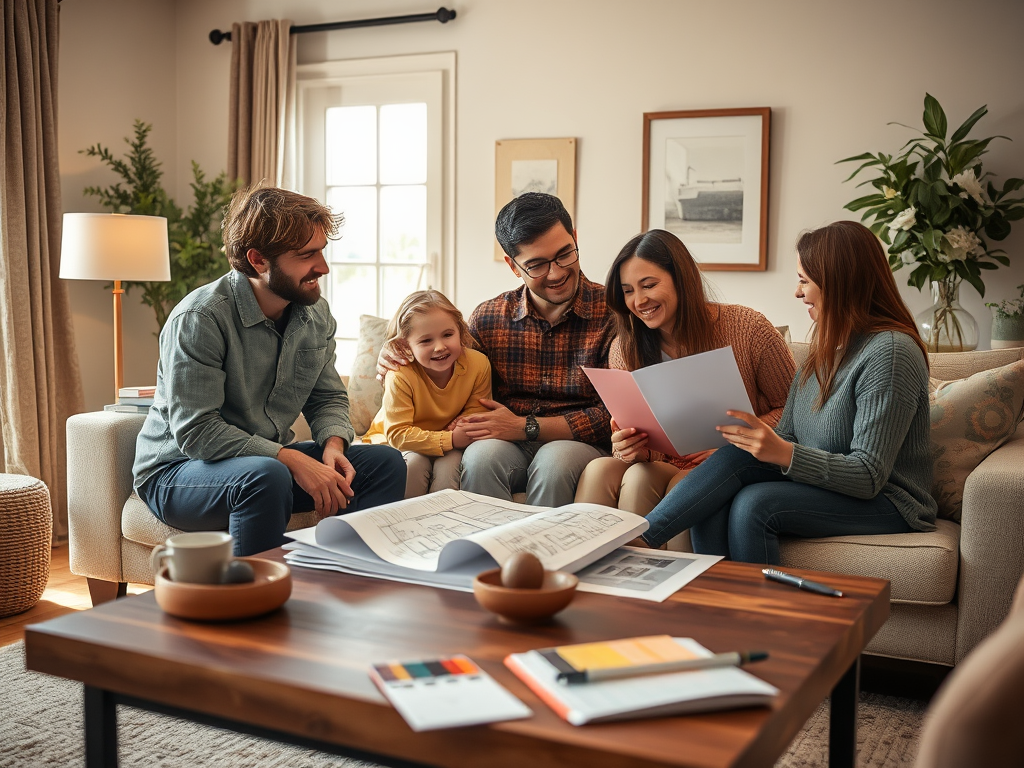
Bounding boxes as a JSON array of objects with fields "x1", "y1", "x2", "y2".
[{"x1": 298, "y1": 54, "x2": 454, "y2": 375}]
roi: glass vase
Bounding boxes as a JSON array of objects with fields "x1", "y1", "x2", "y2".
[{"x1": 915, "y1": 277, "x2": 978, "y2": 353}]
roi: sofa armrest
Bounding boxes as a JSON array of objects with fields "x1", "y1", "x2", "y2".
[
  {"x1": 66, "y1": 411, "x2": 147, "y2": 582},
  {"x1": 955, "y1": 427, "x2": 1024, "y2": 663}
]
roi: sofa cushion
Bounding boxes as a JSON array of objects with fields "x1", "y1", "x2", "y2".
[
  {"x1": 778, "y1": 518, "x2": 960, "y2": 605},
  {"x1": 347, "y1": 314, "x2": 389, "y2": 436},
  {"x1": 929, "y1": 347, "x2": 1024, "y2": 380},
  {"x1": 929, "y1": 359, "x2": 1024, "y2": 521}
]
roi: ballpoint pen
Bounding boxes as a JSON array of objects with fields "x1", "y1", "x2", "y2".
[
  {"x1": 762, "y1": 568, "x2": 843, "y2": 597},
  {"x1": 556, "y1": 650, "x2": 769, "y2": 685}
]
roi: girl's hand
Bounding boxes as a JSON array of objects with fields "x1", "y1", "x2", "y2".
[
  {"x1": 610, "y1": 418, "x2": 650, "y2": 464},
  {"x1": 717, "y1": 411, "x2": 794, "y2": 467}
]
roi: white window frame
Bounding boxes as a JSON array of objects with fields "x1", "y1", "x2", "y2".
[{"x1": 296, "y1": 52, "x2": 456, "y2": 364}]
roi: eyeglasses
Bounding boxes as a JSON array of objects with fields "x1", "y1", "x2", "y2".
[{"x1": 511, "y1": 247, "x2": 580, "y2": 279}]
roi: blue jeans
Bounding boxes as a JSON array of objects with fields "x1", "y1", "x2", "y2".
[
  {"x1": 139, "y1": 442, "x2": 406, "y2": 556},
  {"x1": 642, "y1": 444, "x2": 912, "y2": 564},
  {"x1": 460, "y1": 439, "x2": 609, "y2": 507}
]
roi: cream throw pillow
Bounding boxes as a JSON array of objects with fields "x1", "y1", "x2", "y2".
[
  {"x1": 929, "y1": 359, "x2": 1024, "y2": 521},
  {"x1": 346, "y1": 315, "x2": 388, "y2": 436}
]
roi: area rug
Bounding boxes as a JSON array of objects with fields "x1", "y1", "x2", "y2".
[{"x1": 0, "y1": 642, "x2": 925, "y2": 767}]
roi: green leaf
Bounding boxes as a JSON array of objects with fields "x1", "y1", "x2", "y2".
[
  {"x1": 963, "y1": 270, "x2": 986, "y2": 297},
  {"x1": 891, "y1": 229, "x2": 911, "y2": 250},
  {"x1": 837, "y1": 152, "x2": 877, "y2": 164},
  {"x1": 923, "y1": 94, "x2": 948, "y2": 140},
  {"x1": 922, "y1": 228, "x2": 943, "y2": 252},
  {"x1": 1002, "y1": 178, "x2": 1024, "y2": 194},
  {"x1": 950, "y1": 105, "x2": 988, "y2": 143},
  {"x1": 977, "y1": 261, "x2": 998, "y2": 270},
  {"x1": 1004, "y1": 207, "x2": 1024, "y2": 222},
  {"x1": 985, "y1": 214, "x2": 1012, "y2": 240},
  {"x1": 992, "y1": 253, "x2": 1011, "y2": 266},
  {"x1": 845, "y1": 193, "x2": 887, "y2": 212},
  {"x1": 910, "y1": 263, "x2": 931, "y2": 289}
]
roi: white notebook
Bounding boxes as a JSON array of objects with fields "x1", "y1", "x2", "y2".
[{"x1": 505, "y1": 637, "x2": 778, "y2": 726}]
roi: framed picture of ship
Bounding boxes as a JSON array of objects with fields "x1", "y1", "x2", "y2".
[{"x1": 642, "y1": 108, "x2": 770, "y2": 271}]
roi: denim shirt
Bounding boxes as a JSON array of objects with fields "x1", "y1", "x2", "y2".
[{"x1": 133, "y1": 270, "x2": 354, "y2": 490}]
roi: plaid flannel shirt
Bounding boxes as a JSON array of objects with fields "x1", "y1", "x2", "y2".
[{"x1": 467, "y1": 274, "x2": 614, "y2": 445}]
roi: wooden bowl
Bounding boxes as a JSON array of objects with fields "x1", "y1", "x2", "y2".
[
  {"x1": 154, "y1": 557, "x2": 292, "y2": 621},
  {"x1": 472, "y1": 568, "x2": 578, "y2": 625}
]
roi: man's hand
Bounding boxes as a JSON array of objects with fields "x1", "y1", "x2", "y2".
[
  {"x1": 321, "y1": 436, "x2": 356, "y2": 493},
  {"x1": 716, "y1": 411, "x2": 794, "y2": 467},
  {"x1": 375, "y1": 338, "x2": 414, "y2": 382},
  {"x1": 277, "y1": 442, "x2": 351, "y2": 521},
  {"x1": 460, "y1": 398, "x2": 526, "y2": 441},
  {"x1": 610, "y1": 418, "x2": 650, "y2": 464}
]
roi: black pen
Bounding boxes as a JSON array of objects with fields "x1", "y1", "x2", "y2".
[{"x1": 762, "y1": 568, "x2": 843, "y2": 598}]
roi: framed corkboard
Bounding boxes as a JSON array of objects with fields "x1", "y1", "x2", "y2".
[
  {"x1": 642, "y1": 108, "x2": 770, "y2": 271},
  {"x1": 494, "y1": 138, "x2": 576, "y2": 260}
]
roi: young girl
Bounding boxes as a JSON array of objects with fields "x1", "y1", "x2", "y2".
[
  {"x1": 638, "y1": 221, "x2": 938, "y2": 563},
  {"x1": 363, "y1": 290, "x2": 491, "y2": 497}
]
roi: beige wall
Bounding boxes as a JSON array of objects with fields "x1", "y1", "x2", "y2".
[
  {"x1": 59, "y1": 0, "x2": 178, "y2": 409},
  {"x1": 61, "y1": 0, "x2": 1024, "y2": 410}
]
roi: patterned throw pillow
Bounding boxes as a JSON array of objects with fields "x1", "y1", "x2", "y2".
[
  {"x1": 929, "y1": 359, "x2": 1024, "y2": 521},
  {"x1": 346, "y1": 315, "x2": 389, "y2": 436}
]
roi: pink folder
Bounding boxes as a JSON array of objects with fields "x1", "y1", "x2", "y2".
[{"x1": 581, "y1": 368, "x2": 677, "y2": 455}]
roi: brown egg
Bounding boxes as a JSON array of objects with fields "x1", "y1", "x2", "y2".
[{"x1": 501, "y1": 551, "x2": 545, "y2": 590}]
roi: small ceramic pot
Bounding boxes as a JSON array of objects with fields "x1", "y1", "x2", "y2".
[{"x1": 990, "y1": 313, "x2": 1024, "y2": 350}]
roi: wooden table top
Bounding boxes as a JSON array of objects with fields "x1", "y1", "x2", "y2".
[{"x1": 25, "y1": 555, "x2": 889, "y2": 768}]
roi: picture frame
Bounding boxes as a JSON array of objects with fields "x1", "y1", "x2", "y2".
[
  {"x1": 494, "y1": 138, "x2": 576, "y2": 261},
  {"x1": 642, "y1": 108, "x2": 770, "y2": 271}
]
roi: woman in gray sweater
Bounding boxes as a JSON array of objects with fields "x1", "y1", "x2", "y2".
[{"x1": 640, "y1": 221, "x2": 937, "y2": 563}]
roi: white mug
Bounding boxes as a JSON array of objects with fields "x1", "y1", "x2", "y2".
[{"x1": 150, "y1": 531, "x2": 233, "y2": 584}]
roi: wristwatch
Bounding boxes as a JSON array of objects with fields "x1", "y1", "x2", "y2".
[{"x1": 524, "y1": 414, "x2": 540, "y2": 442}]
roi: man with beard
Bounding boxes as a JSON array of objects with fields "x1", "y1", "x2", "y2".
[
  {"x1": 379, "y1": 192, "x2": 614, "y2": 506},
  {"x1": 134, "y1": 185, "x2": 406, "y2": 556}
]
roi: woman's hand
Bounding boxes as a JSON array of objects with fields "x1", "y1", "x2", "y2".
[
  {"x1": 717, "y1": 411, "x2": 794, "y2": 467},
  {"x1": 610, "y1": 418, "x2": 650, "y2": 464}
]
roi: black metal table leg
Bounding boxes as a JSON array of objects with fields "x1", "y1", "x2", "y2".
[
  {"x1": 84, "y1": 686, "x2": 118, "y2": 768},
  {"x1": 829, "y1": 657, "x2": 860, "y2": 768}
]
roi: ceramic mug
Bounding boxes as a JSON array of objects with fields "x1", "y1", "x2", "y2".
[{"x1": 150, "y1": 531, "x2": 234, "y2": 584}]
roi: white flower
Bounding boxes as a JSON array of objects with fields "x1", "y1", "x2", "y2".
[
  {"x1": 950, "y1": 169, "x2": 986, "y2": 205},
  {"x1": 890, "y1": 206, "x2": 917, "y2": 231},
  {"x1": 883, "y1": 186, "x2": 898, "y2": 199},
  {"x1": 899, "y1": 250, "x2": 917, "y2": 265},
  {"x1": 941, "y1": 226, "x2": 984, "y2": 262}
]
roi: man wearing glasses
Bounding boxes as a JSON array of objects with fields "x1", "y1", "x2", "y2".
[{"x1": 382, "y1": 192, "x2": 613, "y2": 505}]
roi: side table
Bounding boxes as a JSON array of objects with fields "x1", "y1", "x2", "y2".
[{"x1": 0, "y1": 473, "x2": 52, "y2": 617}]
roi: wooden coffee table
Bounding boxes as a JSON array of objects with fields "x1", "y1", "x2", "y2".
[{"x1": 25, "y1": 553, "x2": 888, "y2": 768}]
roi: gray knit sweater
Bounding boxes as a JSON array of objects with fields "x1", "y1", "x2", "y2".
[{"x1": 775, "y1": 331, "x2": 937, "y2": 531}]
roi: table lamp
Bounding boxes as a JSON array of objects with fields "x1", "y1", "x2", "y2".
[{"x1": 60, "y1": 213, "x2": 171, "y2": 403}]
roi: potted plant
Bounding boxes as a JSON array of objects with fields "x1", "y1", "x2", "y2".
[
  {"x1": 839, "y1": 94, "x2": 1024, "y2": 351},
  {"x1": 986, "y1": 285, "x2": 1024, "y2": 349},
  {"x1": 82, "y1": 120, "x2": 239, "y2": 330}
]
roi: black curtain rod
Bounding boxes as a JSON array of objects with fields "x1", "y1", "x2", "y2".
[{"x1": 209, "y1": 7, "x2": 456, "y2": 45}]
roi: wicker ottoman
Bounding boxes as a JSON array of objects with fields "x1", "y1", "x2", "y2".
[{"x1": 0, "y1": 474, "x2": 52, "y2": 618}]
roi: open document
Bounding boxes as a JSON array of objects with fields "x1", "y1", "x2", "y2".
[
  {"x1": 284, "y1": 490, "x2": 649, "y2": 593},
  {"x1": 582, "y1": 346, "x2": 754, "y2": 457}
]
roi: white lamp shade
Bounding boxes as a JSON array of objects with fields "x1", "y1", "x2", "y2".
[{"x1": 60, "y1": 213, "x2": 171, "y2": 282}]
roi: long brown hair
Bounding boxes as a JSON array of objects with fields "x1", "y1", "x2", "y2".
[
  {"x1": 605, "y1": 230, "x2": 716, "y2": 370},
  {"x1": 797, "y1": 221, "x2": 926, "y2": 405}
]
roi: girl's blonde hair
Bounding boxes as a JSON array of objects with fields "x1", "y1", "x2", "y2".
[{"x1": 385, "y1": 290, "x2": 476, "y2": 349}]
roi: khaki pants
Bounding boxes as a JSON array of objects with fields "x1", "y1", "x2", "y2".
[{"x1": 575, "y1": 457, "x2": 693, "y2": 551}]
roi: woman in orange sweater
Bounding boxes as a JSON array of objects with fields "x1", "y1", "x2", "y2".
[
  {"x1": 363, "y1": 290, "x2": 491, "y2": 497},
  {"x1": 575, "y1": 230, "x2": 795, "y2": 525}
]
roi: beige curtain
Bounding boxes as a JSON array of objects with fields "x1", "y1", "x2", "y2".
[
  {"x1": 0, "y1": 0, "x2": 85, "y2": 542},
  {"x1": 227, "y1": 19, "x2": 297, "y2": 189}
]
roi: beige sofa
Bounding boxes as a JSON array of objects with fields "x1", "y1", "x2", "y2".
[{"x1": 66, "y1": 343, "x2": 1024, "y2": 667}]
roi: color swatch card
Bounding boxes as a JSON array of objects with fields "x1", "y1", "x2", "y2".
[{"x1": 369, "y1": 656, "x2": 532, "y2": 731}]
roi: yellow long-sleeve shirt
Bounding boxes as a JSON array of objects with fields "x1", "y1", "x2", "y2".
[{"x1": 362, "y1": 348, "x2": 492, "y2": 456}]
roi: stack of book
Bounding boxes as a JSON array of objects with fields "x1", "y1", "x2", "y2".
[{"x1": 104, "y1": 386, "x2": 156, "y2": 414}]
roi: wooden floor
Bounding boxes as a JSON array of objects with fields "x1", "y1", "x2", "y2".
[{"x1": 0, "y1": 545, "x2": 150, "y2": 648}]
